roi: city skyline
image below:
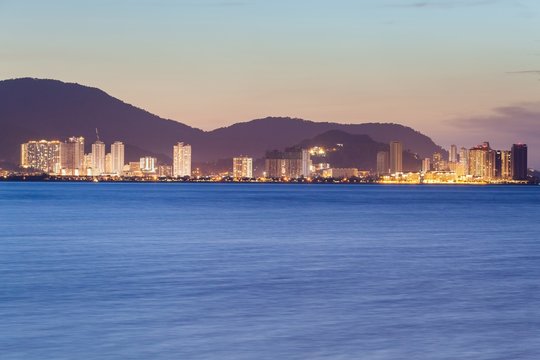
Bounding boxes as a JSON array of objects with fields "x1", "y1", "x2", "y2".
[
  {"x1": 17, "y1": 134, "x2": 530, "y2": 184},
  {"x1": 1, "y1": 0, "x2": 539, "y2": 154}
]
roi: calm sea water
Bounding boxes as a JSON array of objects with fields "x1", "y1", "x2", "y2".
[{"x1": 1, "y1": 183, "x2": 540, "y2": 359}]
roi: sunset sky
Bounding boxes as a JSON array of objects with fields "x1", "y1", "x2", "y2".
[{"x1": 1, "y1": 0, "x2": 539, "y2": 161}]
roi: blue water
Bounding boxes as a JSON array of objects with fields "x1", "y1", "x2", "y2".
[{"x1": 1, "y1": 183, "x2": 540, "y2": 359}]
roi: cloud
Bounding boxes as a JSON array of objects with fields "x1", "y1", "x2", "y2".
[
  {"x1": 448, "y1": 103, "x2": 540, "y2": 167},
  {"x1": 385, "y1": 0, "x2": 503, "y2": 9},
  {"x1": 136, "y1": 0, "x2": 252, "y2": 7},
  {"x1": 453, "y1": 103, "x2": 540, "y2": 136},
  {"x1": 507, "y1": 70, "x2": 540, "y2": 81},
  {"x1": 508, "y1": 70, "x2": 540, "y2": 74},
  {"x1": 507, "y1": 70, "x2": 540, "y2": 80}
]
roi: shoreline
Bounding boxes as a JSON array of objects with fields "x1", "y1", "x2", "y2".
[{"x1": 0, "y1": 175, "x2": 536, "y2": 186}]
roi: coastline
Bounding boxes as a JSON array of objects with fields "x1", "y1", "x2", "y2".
[{"x1": 0, "y1": 175, "x2": 536, "y2": 185}]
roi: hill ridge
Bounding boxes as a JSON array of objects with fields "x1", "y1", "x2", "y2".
[{"x1": 0, "y1": 78, "x2": 445, "y2": 167}]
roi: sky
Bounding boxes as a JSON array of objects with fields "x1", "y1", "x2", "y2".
[{"x1": 1, "y1": 0, "x2": 539, "y2": 164}]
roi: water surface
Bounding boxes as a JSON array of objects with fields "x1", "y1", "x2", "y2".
[{"x1": 1, "y1": 183, "x2": 540, "y2": 359}]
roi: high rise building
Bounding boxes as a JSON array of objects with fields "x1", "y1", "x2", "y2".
[
  {"x1": 265, "y1": 148, "x2": 311, "y2": 178},
  {"x1": 468, "y1": 142, "x2": 494, "y2": 180},
  {"x1": 105, "y1": 153, "x2": 112, "y2": 174},
  {"x1": 376, "y1": 151, "x2": 389, "y2": 175},
  {"x1": 494, "y1": 150, "x2": 509, "y2": 179},
  {"x1": 432, "y1": 152, "x2": 448, "y2": 171},
  {"x1": 301, "y1": 149, "x2": 312, "y2": 178},
  {"x1": 173, "y1": 142, "x2": 192, "y2": 177},
  {"x1": 110, "y1": 141, "x2": 125, "y2": 176},
  {"x1": 20, "y1": 140, "x2": 62, "y2": 174},
  {"x1": 140, "y1": 156, "x2": 157, "y2": 173},
  {"x1": 511, "y1": 144, "x2": 528, "y2": 180},
  {"x1": 61, "y1": 136, "x2": 85, "y2": 176},
  {"x1": 389, "y1": 141, "x2": 403, "y2": 174},
  {"x1": 83, "y1": 154, "x2": 93, "y2": 176},
  {"x1": 449, "y1": 145, "x2": 458, "y2": 163},
  {"x1": 91, "y1": 140, "x2": 106, "y2": 176},
  {"x1": 233, "y1": 156, "x2": 253, "y2": 178},
  {"x1": 501, "y1": 150, "x2": 512, "y2": 180},
  {"x1": 459, "y1": 147, "x2": 469, "y2": 174},
  {"x1": 422, "y1": 158, "x2": 431, "y2": 173}
]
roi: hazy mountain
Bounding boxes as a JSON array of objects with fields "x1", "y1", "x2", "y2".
[
  {"x1": 206, "y1": 117, "x2": 445, "y2": 162},
  {"x1": 0, "y1": 78, "x2": 204, "y2": 164},
  {"x1": 0, "y1": 78, "x2": 446, "y2": 167},
  {"x1": 296, "y1": 130, "x2": 420, "y2": 172}
]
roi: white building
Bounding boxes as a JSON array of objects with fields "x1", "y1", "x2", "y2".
[
  {"x1": 322, "y1": 168, "x2": 358, "y2": 179},
  {"x1": 140, "y1": 156, "x2": 157, "y2": 173},
  {"x1": 91, "y1": 140, "x2": 106, "y2": 175},
  {"x1": 61, "y1": 136, "x2": 85, "y2": 176},
  {"x1": 173, "y1": 142, "x2": 192, "y2": 177},
  {"x1": 301, "y1": 149, "x2": 311, "y2": 178},
  {"x1": 111, "y1": 141, "x2": 125, "y2": 176},
  {"x1": 20, "y1": 140, "x2": 62, "y2": 174},
  {"x1": 233, "y1": 156, "x2": 253, "y2": 178},
  {"x1": 105, "y1": 153, "x2": 112, "y2": 174}
]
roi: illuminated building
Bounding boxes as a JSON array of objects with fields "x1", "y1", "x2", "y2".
[
  {"x1": 432, "y1": 152, "x2": 448, "y2": 171},
  {"x1": 83, "y1": 153, "x2": 93, "y2": 175},
  {"x1": 173, "y1": 142, "x2": 192, "y2": 177},
  {"x1": 314, "y1": 163, "x2": 331, "y2": 172},
  {"x1": 233, "y1": 156, "x2": 253, "y2": 178},
  {"x1": 158, "y1": 165, "x2": 173, "y2": 177},
  {"x1": 111, "y1": 141, "x2": 125, "y2": 176},
  {"x1": 422, "y1": 158, "x2": 431, "y2": 173},
  {"x1": 493, "y1": 150, "x2": 512, "y2": 179},
  {"x1": 459, "y1": 147, "x2": 469, "y2": 174},
  {"x1": 20, "y1": 140, "x2": 62, "y2": 174},
  {"x1": 61, "y1": 136, "x2": 85, "y2": 176},
  {"x1": 389, "y1": 141, "x2": 403, "y2": 174},
  {"x1": 301, "y1": 149, "x2": 311, "y2": 177},
  {"x1": 511, "y1": 144, "x2": 528, "y2": 180},
  {"x1": 129, "y1": 162, "x2": 140, "y2": 172},
  {"x1": 449, "y1": 144, "x2": 458, "y2": 163},
  {"x1": 105, "y1": 153, "x2": 112, "y2": 174},
  {"x1": 192, "y1": 167, "x2": 202, "y2": 177},
  {"x1": 501, "y1": 150, "x2": 512, "y2": 179},
  {"x1": 125, "y1": 161, "x2": 142, "y2": 177},
  {"x1": 376, "y1": 151, "x2": 389, "y2": 175},
  {"x1": 91, "y1": 140, "x2": 106, "y2": 175},
  {"x1": 468, "y1": 142, "x2": 494, "y2": 180},
  {"x1": 322, "y1": 168, "x2": 358, "y2": 179},
  {"x1": 265, "y1": 148, "x2": 311, "y2": 178},
  {"x1": 454, "y1": 162, "x2": 467, "y2": 177},
  {"x1": 140, "y1": 157, "x2": 157, "y2": 173}
]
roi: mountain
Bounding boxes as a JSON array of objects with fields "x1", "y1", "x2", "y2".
[
  {"x1": 0, "y1": 78, "x2": 204, "y2": 164},
  {"x1": 0, "y1": 78, "x2": 445, "y2": 166},
  {"x1": 206, "y1": 117, "x2": 444, "y2": 162},
  {"x1": 295, "y1": 130, "x2": 421, "y2": 172}
]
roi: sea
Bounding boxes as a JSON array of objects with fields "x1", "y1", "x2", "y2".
[{"x1": 1, "y1": 183, "x2": 540, "y2": 360}]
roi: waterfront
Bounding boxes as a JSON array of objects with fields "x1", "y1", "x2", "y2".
[{"x1": 1, "y1": 183, "x2": 540, "y2": 359}]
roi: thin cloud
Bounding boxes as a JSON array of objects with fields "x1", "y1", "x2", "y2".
[
  {"x1": 134, "y1": 0, "x2": 252, "y2": 8},
  {"x1": 454, "y1": 103, "x2": 540, "y2": 132},
  {"x1": 507, "y1": 70, "x2": 540, "y2": 80},
  {"x1": 385, "y1": 0, "x2": 503, "y2": 9},
  {"x1": 507, "y1": 70, "x2": 540, "y2": 74},
  {"x1": 448, "y1": 103, "x2": 540, "y2": 167}
]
